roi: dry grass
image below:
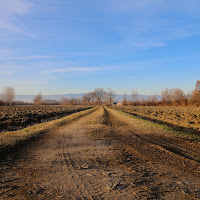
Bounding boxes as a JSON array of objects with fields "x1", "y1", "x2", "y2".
[
  {"x1": 0, "y1": 107, "x2": 98, "y2": 150},
  {"x1": 111, "y1": 106, "x2": 200, "y2": 131},
  {"x1": 111, "y1": 107, "x2": 200, "y2": 141},
  {"x1": 0, "y1": 105, "x2": 94, "y2": 132}
]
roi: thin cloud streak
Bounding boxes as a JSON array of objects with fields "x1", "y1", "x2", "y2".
[
  {"x1": 11, "y1": 16, "x2": 36, "y2": 39},
  {"x1": 0, "y1": 0, "x2": 33, "y2": 38},
  {"x1": 44, "y1": 66, "x2": 117, "y2": 73},
  {"x1": 8, "y1": 55, "x2": 55, "y2": 60}
]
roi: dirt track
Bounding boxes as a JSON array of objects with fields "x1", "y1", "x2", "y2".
[{"x1": 1, "y1": 107, "x2": 200, "y2": 199}]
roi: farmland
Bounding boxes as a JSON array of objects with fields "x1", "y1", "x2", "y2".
[
  {"x1": 111, "y1": 105, "x2": 200, "y2": 134},
  {"x1": 0, "y1": 105, "x2": 93, "y2": 132},
  {"x1": 1, "y1": 106, "x2": 200, "y2": 199}
]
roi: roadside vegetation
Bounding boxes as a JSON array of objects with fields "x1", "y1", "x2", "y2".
[
  {"x1": 0, "y1": 105, "x2": 94, "y2": 132},
  {"x1": 0, "y1": 106, "x2": 98, "y2": 155},
  {"x1": 110, "y1": 105, "x2": 200, "y2": 133},
  {"x1": 110, "y1": 107, "x2": 200, "y2": 141}
]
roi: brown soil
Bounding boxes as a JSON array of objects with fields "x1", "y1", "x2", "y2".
[
  {"x1": 0, "y1": 105, "x2": 93, "y2": 132},
  {"x1": 111, "y1": 105, "x2": 200, "y2": 134},
  {"x1": 0, "y1": 107, "x2": 200, "y2": 199}
]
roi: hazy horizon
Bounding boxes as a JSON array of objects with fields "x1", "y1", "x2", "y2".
[{"x1": 0, "y1": 0, "x2": 200, "y2": 95}]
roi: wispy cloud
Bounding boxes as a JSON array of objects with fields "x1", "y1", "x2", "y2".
[
  {"x1": 0, "y1": 52, "x2": 103, "y2": 61},
  {"x1": 102, "y1": 0, "x2": 200, "y2": 49},
  {"x1": 0, "y1": 0, "x2": 33, "y2": 37},
  {"x1": 8, "y1": 55, "x2": 55, "y2": 60},
  {"x1": 60, "y1": 52, "x2": 104, "y2": 57},
  {"x1": 106, "y1": 0, "x2": 200, "y2": 15},
  {"x1": 11, "y1": 16, "x2": 36, "y2": 38},
  {"x1": 44, "y1": 66, "x2": 117, "y2": 73}
]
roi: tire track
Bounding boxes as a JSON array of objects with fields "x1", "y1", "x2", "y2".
[
  {"x1": 105, "y1": 107, "x2": 200, "y2": 170},
  {"x1": 62, "y1": 144, "x2": 107, "y2": 200},
  {"x1": 63, "y1": 147, "x2": 127, "y2": 200},
  {"x1": 130, "y1": 131, "x2": 200, "y2": 164},
  {"x1": 66, "y1": 152, "x2": 103, "y2": 200},
  {"x1": 62, "y1": 146, "x2": 85, "y2": 200}
]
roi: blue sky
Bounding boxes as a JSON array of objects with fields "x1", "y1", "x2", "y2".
[{"x1": 0, "y1": 0, "x2": 200, "y2": 95}]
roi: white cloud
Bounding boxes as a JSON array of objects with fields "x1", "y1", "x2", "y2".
[
  {"x1": 0, "y1": 0, "x2": 32, "y2": 36},
  {"x1": 0, "y1": 0, "x2": 31, "y2": 16},
  {"x1": 45, "y1": 67, "x2": 110, "y2": 73}
]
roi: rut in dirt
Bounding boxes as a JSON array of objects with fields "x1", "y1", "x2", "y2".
[
  {"x1": 1, "y1": 106, "x2": 200, "y2": 200},
  {"x1": 105, "y1": 107, "x2": 200, "y2": 161}
]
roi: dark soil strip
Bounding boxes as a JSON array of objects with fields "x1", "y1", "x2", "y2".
[
  {"x1": 0, "y1": 107, "x2": 94, "y2": 133},
  {"x1": 130, "y1": 131, "x2": 200, "y2": 164},
  {"x1": 0, "y1": 107, "x2": 97, "y2": 161}
]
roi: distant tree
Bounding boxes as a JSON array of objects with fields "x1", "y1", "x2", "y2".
[
  {"x1": 33, "y1": 92, "x2": 43, "y2": 105},
  {"x1": 161, "y1": 88, "x2": 172, "y2": 103},
  {"x1": 60, "y1": 97, "x2": 69, "y2": 105},
  {"x1": 60, "y1": 97, "x2": 80, "y2": 105},
  {"x1": 162, "y1": 88, "x2": 185, "y2": 105},
  {"x1": 82, "y1": 92, "x2": 93, "y2": 105},
  {"x1": 92, "y1": 88, "x2": 105, "y2": 105},
  {"x1": 106, "y1": 88, "x2": 116, "y2": 105},
  {"x1": 122, "y1": 93, "x2": 128, "y2": 106},
  {"x1": 173, "y1": 88, "x2": 185, "y2": 104},
  {"x1": 151, "y1": 94, "x2": 158, "y2": 105},
  {"x1": 131, "y1": 90, "x2": 138, "y2": 102},
  {"x1": 2, "y1": 86, "x2": 15, "y2": 106},
  {"x1": 69, "y1": 97, "x2": 78, "y2": 105},
  {"x1": 190, "y1": 81, "x2": 200, "y2": 106},
  {"x1": 0, "y1": 93, "x2": 5, "y2": 106},
  {"x1": 43, "y1": 99, "x2": 59, "y2": 105}
]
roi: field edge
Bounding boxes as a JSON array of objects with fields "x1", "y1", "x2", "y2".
[
  {"x1": 0, "y1": 106, "x2": 99, "y2": 158},
  {"x1": 108, "y1": 106, "x2": 200, "y2": 142}
]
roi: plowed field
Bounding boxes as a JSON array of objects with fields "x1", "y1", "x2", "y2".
[
  {"x1": 0, "y1": 105, "x2": 93, "y2": 132},
  {"x1": 1, "y1": 107, "x2": 200, "y2": 199},
  {"x1": 111, "y1": 106, "x2": 200, "y2": 134}
]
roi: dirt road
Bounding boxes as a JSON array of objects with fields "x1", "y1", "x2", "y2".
[{"x1": 0, "y1": 107, "x2": 200, "y2": 199}]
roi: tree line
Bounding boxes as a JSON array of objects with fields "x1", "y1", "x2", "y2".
[
  {"x1": 0, "y1": 87, "x2": 115, "y2": 106},
  {"x1": 33, "y1": 88, "x2": 115, "y2": 106},
  {"x1": 1, "y1": 81, "x2": 200, "y2": 106},
  {"x1": 122, "y1": 81, "x2": 200, "y2": 106}
]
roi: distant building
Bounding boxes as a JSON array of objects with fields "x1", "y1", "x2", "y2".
[{"x1": 117, "y1": 102, "x2": 122, "y2": 106}]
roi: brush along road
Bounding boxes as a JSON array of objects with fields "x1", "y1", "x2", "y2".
[{"x1": 0, "y1": 107, "x2": 200, "y2": 199}]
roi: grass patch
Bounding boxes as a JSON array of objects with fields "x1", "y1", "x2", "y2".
[
  {"x1": 90, "y1": 120, "x2": 99, "y2": 125},
  {"x1": 22, "y1": 129, "x2": 29, "y2": 132}
]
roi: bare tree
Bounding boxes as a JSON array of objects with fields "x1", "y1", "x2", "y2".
[
  {"x1": 92, "y1": 88, "x2": 105, "y2": 105},
  {"x1": 131, "y1": 90, "x2": 138, "y2": 102},
  {"x1": 190, "y1": 81, "x2": 200, "y2": 105},
  {"x1": 162, "y1": 88, "x2": 185, "y2": 105},
  {"x1": 173, "y1": 89, "x2": 185, "y2": 103},
  {"x1": 122, "y1": 93, "x2": 128, "y2": 106},
  {"x1": 0, "y1": 93, "x2": 5, "y2": 106},
  {"x1": 151, "y1": 94, "x2": 158, "y2": 105},
  {"x1": 3, "y1": 87, "x2": 15, "y2": 106},
  {"x1": 106, "y1": 88, "x2": 116, "y2": 105},
  {"x1": 33, "y1": 92, "x2": 43, "y2": 105},
  {"x1": 69, "y1": 97, "x2": 78, "y2": 105},
  {"x1": 82, "y1": 92, "x2": 93, "y2": 105},
  {"x1": 161, "y1": 88, "x2": 172, "y2": 103}
]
